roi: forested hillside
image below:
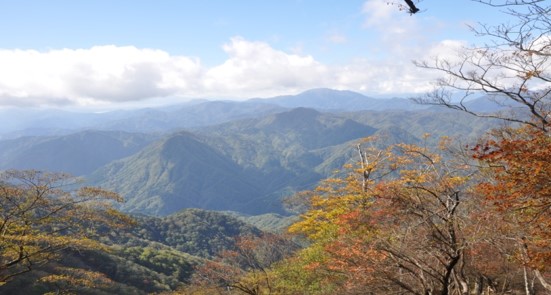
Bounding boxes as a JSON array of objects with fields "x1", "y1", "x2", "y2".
[
  {"x1": 0, "y1": 130, "x2": 157, "y2": 175},
  {"x1": 0, "y1": 207, "x2": 264, "y2": 294},
  {"x1": 1, "y1": 0, "x2": 551, "y2": 292},
  {"x1": 0, "y1": 90, "x2": 544, "y2": 294},
  {"x1": 0, "y1": 105, "x2": 503, "y2": 217}
]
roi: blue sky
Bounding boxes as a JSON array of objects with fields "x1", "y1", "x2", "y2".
[{"x1": 0, "y1": 0, "x2": 510, "y2": 108}]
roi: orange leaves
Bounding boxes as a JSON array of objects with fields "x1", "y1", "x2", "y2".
[
  {"x1": 191, "y1": 233, "x2": 297, "y2": 294},
  {"x1": 474, "y1": 125, "x2": 551, "y2": 272},
  {"x1": 474, "y1": 126, "x2": 551, "y2": 215},
  {"x1": 278, "y1": 128, "x2": 550, "y2": 293},
  {"x1": 285, "y1": 137, "x2": 479, "y2": 293}
]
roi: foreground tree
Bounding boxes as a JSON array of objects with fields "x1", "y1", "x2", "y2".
[
  {"x1": 275, "y1": 132, "x2": 551, "y2": 294},
  {"x1": 282, "y1": 138, "x2": 504, "y2": 294},
  {"x1": 412, "y1": 1, "x2": 551, "y2": 290},
  {"x1": 414, "y1": 0, "x2": 551, "y2": 131},
  {"x1": 472, "y1": 125, "x2": 551, "y2": 293},
  {"x1": 0, "y1": 170, "x2": 132, "y2": 285}
]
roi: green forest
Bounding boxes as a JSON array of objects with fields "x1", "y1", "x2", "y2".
[{"x1": 1, "y1": 1, "x2": 551, "y2": 294}]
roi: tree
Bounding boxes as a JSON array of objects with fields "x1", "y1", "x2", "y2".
[
  {"x1": 285, "y1": 137, "x2": 506, "y2": 294},
  {"x1": 472, "y1": 125, "x2": 551, "y2": 292},
  {"x1": 411, "y1": 0, "x2": 551, "y2": 292},
  {"x1": 0, "y1": 170, "x2": 133, "y2": 285},
  {"x1": 190, "y1": 233, "x2": 298, "y2": 295},
  {"x1": 414, "y1": 0, "x2": 551, "y2": 131},
  {"x1": 279, "y1": 133, "x2": 551, "y2": 294}
]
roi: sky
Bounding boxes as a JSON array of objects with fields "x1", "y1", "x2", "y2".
[{"x1": 0, "y1": 0, "x2": 511, "y2": 109}]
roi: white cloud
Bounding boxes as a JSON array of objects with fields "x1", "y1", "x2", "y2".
[
  {"x1": 0, "y1": 35, "x2": 467, "y2": 107},
  {"x1": 203, "y1": 37, "x2": 330, "y2": 98},
  {"x1": 0, "y1": 46, "x2": 202, "y2": 107}
]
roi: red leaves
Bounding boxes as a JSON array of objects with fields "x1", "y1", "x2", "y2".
[{"x1": 474, "y1": 126, "x2": 551, "y2": 271}]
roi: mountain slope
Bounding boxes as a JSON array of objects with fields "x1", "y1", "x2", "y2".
[
  {"x1": 90, "y1": 108, "x2": 378, "y2": 216},
  {"x1": 343, "y1": 109, "x2": 502, "y2": 142},
  {"x1": 90, "y1": 131, "x2": 267, "y2": 216},
  {"x1": 1, "y1": 208, "x2": 264, "y2": 294},
  {"x1": 198, "y1": 107, "x2": 377, "y2": 197},
  {"x1": 0, "y1": 130, "x2": 157, "y2": 175}
]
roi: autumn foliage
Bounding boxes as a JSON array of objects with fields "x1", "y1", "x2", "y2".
[
  {"x1": 277, "y1": 127, "x2": 551, "y2": 294},
  {"x1": 473, "y1": 126, "x2": 551, "y2": 281},
  {"x1": 180, "y1": 123, "x2": 551, "y2": 294},
  {"x1": 0, "y1": 170, "x2": 133, "y2": 288}
]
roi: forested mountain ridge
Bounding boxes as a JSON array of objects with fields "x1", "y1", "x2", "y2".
[
  {"x1": 0, "y1": 130, "x2": 158, "y2": 176},
  {"x1": 251, "y1": 88, "x2": 429, "y2": 111},
  {"x1": 89, "y1": 131, "x2": 267, "y2": 215},
  {"x1": 90, "y1": 108, "x2": 378, "y2": 216},
  {"x1": 0, "y1": 102, "x2": 504, "y2": 217},
  {"x1": 1, "y1": 208, "x2": 264, "y2": 294},
  {"x1": 0, "y1": 90, "x2": 546, "y2": 294}
]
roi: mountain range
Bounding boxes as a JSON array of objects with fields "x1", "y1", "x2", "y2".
[
  {"x1": 2, "y1": 88, "x2": 505, "y2": 138},
  {"x1": 0, "y1": 88, "x2": 504, "y2": 216}
]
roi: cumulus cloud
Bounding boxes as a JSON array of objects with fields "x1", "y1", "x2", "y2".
[
  {"x1": 0, "y1": 46, "x2": 202, "y2": 107},
  {"x1": 0, "y1": 35, "x2": 466, "y2": 107},
  {"x1": 203, "y1": 37, "x2": 330, "y2": 97}
]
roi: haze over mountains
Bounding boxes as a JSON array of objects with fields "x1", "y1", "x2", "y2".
[
  {"x1": 0, "y1": 88, "x2": 427, "y2": 137},
  {"x1": 0, "y1": 88, "x2": 503, "y2": 216}
]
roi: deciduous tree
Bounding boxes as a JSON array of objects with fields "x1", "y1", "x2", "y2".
[
  {"x1": 0, "y1": 170, "x2": 132, "y2": 285},
  {"x1": 286, "y1": 138, "x2": 498, "y2": 294},
  {"x1": 414, "y1": 0, "x2": 551, "y2": 131},
  {"x1": 472, "y1": 125, "x2": 551, "y2": 292},
  {"x1": 191, "y1": 233, "x2": 297, "y2": 295}
]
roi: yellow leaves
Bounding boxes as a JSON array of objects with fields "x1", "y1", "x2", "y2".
[
  {"x1": 289, "y1": 208, "x2": 339, "y2": 241},
  {"x1": 40, "y1": 267, "x2": 113, "y2": 292},
  {"x1": 289, "y1": 190, "x2": 373, "y2": 241},
  {"x1": 0, "y1": 170, "x2": 132, "y2": 284},
  {"x1": 438, "y1": 136, "x2": 452, "y2": 150},
  {"x1": 77, "y1": 186, "x2": 124, "y2": 203},
  {"x1": 291, "y1": 136, "x2": 470, "y2": 243},
  {"x1": 446, "y1": 175, "x2": 467, "y2": 187}
]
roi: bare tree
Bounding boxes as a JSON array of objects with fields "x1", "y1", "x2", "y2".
[{"x1": 413, "y1": 0, "x2": 551, "y2": 131}]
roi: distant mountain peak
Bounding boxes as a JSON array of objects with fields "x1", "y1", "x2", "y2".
[
  {"x1": 252, "y1": 88, "x2": 428, "y2": 111},
  {"x1": 299, "y1": 88, "x2": 360, "y2": 96}
]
